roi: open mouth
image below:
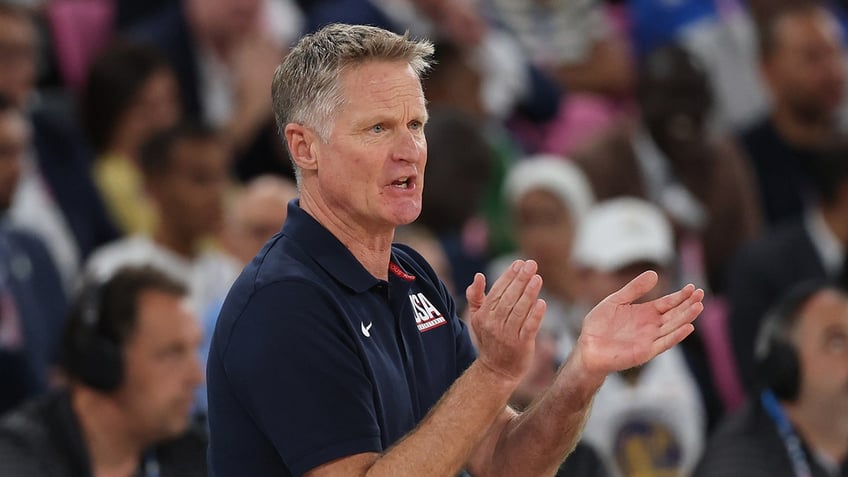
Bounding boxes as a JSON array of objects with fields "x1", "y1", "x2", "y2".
[{"x1": 391, "y1": 177, "x2": 411, "y2": 189}]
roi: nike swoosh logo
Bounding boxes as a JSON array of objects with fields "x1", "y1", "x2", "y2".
[{"x1": 361, "y1": 321, "x2": 373, "y2": 338}]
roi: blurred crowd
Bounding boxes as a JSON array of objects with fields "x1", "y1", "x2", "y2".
[{"x1": 0, "y1": 0, "x2": 847, "y2": 475}]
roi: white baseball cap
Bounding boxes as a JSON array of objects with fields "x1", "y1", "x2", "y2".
[
  {"x1": 503, "y1": 154, "x2": 595, "y2": 224},
  {"x1": 572, "y1": 197, "x2": 674, "y2": 272}
]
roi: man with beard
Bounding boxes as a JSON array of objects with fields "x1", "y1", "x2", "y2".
[{"x1": 740, "y1": 3, "x2": 846, "y2": 226}]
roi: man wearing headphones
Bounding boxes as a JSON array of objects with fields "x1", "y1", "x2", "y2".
[
  {"x1": 0, "y1": 266, "x2": 207, "y2": 477},
  {"x1": 695, "y1": 281, "x2": 848, "y2": 476}
]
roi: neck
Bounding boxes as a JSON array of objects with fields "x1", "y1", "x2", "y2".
[
  {"x1": 771, "y1": 104, "x2": 835, "y2": 149},
  {"x1": 784, "y1": 401, "x2": 848, "y2": 463},
  {"x1": 153, "y1": 225, "x2": 198, "y2": 260},
  {"x1": 299, "y1": 190, "x2": 393, "y2": 280},
  {"x1": 72, "y1": 387, "x2": 145, "y2": 477}
]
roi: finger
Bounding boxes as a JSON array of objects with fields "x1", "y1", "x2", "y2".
[
  {"x1": 504, "y1": 273, "x2": 543, "y2": 335},
  {"x1": 465, "y1": 273, "x2": 486, "y2": 313},
  {"x1": 652, "y1": 283, "x2": 696, "y2": 314},
  {"x1": 659, "y1": 296, "x2": 704, "y2": 336},
  {"x1": 497, "y1": 260, "x2": 539, "y2": 318},
  {"x1": 606, "y1": 270, "x2": 659, "y2": 305},
  {"x1": 485, "y1": 260, "x2": 525, "y2": 308},
  {"x1": 519, "y1": 299, "x2": 547, "y2": 341},
  {"x1": 651, "y1": 324, "x2": 696, "y2": 357}
]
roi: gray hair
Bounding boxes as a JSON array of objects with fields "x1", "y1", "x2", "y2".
[{"x1": 271, "y1": 24, "x2": 434, "y2": 180}]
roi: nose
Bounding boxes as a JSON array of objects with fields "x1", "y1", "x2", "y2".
[{"x1": 393, "y1": 127, "x2": 426, "y2": 164}]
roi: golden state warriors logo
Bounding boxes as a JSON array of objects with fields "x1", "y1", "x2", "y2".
[
  {"x1": 409, "y1": 293, "x2": 447, "y2": 332},
  {"x1": 613, "y1": 416, "x2": 683, "y2": 477}
]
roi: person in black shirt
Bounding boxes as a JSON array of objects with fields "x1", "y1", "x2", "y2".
[{"x1": 0, "y1": 266, "x2": 206, "y2": 477}]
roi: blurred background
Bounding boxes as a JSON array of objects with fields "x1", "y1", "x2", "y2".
[{"x1": 2, "y1": 0, "x2": 848, "y2": 475}]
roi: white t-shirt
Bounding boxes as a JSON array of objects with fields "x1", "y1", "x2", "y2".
[
  {"x1": 84, "y1": 235, "x2": 241, "y2": 321},
  {"x1": 581, "y1": 346, "x2": 706, "y2": 477}
]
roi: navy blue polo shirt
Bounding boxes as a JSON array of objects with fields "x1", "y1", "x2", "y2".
[{"x1": 207, "y1": 201, "x2": 477, "y2": 477}]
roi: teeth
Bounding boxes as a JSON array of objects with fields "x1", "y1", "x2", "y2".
[{"x1": 393, "y1": 177, "x2": 410, "y2": 188}]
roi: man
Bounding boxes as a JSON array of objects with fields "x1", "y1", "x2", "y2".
[
  {"x1": 573, "y1": 43, "x2": 761, "y2": 294},
  {"x1": 85, "y1": 122, "x2": 240, "y2": 322},
  {"x1": 0, "y1": 266, "x2": 207, "y2": 476},
  {"x1": 207, "y1": 24, "x2": 704, "y2": 477},
  {"x1": 0, "y1": 94, "x2": 67, "y2": 415},
  {"x1": 727, "y1": 144, "x2": 848, "y2": 392},
  {"x1": 695, "y1": 281, "x2": 848, "y2": 476},
  {"x1": 740, "y1": 3, "x2": 846, "y2": 226},
  {"x1": 570, "y1": 198, "x2": 706, "y2": 477}
]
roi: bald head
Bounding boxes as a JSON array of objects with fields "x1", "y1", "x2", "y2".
[{"x1": 224, "y1": 175, "x2": 298, "y2": 264}]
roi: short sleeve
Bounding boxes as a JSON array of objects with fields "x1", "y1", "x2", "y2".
[{"x1": 220, "y1": 280, "x2": 381, "y2": 476}]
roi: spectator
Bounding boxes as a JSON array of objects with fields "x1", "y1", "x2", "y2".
[
  {"x1": 489, "y1": 155, "x2": 594, "y2": 358},
  {"x1": 0, "y1": 266, "x2": 207, "y2": 476},
  {"x1": 0, "y1": 94, "x2": 67, "y2": 415},
  {"x1": 630, "y1": 0, "x2": 769, "y2": 132},
  {"x1": 128, "y1": 0, "x2": 302, "y2": 182},
  {"x1": 83, "y1": 123, "x2": 241, "y2": 415},
  {"x1": 221, "y1": 174, "x2": 297, "y2": 267},
  {"x1": 739, "y1": 3, "x2": 846, "y2": 225},
  {"x1": 571, "y1": 197, "x2": 706, "y2": 477},
  {"x1": 80, "y1": 40, "x2": 182, "y2": 236},
  {"x1": 573, "y1": 43, "x2": 761, "y2": 294},
  {"x1": 726, "y1": 144, "x2": 848, "y2": 392},
  {"x1": 0, "y1": 2, "x2": 119, "y2": 290},
  {"x1": 695, "y1": 281, "x2": 848, "y2": 476}
]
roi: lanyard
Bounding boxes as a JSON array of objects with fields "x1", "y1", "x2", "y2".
[{"x1": 761, "y1": 390, "x2": 813, "y2": 477}]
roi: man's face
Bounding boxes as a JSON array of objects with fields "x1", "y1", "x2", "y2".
[
  {"x1": 0, "y1": 12, "x2": 36, "y2": 107},
  {"x1": 116, "y1": 290, "x2": 203, "y2": 442},
  {"x1": 763, "y1": 9, "x2": 846, "y2": 124},
  {"x1": 0, "y1": 109, "x2": 27, "y2": 211},
  {"x1": 310, "y1": 60, "x2": 428, "y2": 232},
  {"x1": 151, "y1": 138, "x2": 229, "y2": 240},
  {"x1": 514, "y1": 189, "x2": 575, "y2": 281},
  {"x1": 793, "y1": 290, "x2": 848, "y2": 414}
]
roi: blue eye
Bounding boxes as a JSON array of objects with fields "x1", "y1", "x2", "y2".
[
  {"x1": 372, "y1": 124, "x2": 385, "y2": 133},
  {"x1": 409, "y1": 120, "x2": 422, "y2": 130}
]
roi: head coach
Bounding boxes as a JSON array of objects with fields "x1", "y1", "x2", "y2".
[{"x1": 205, "y1": 22, "x2": 704, "y2": 477}]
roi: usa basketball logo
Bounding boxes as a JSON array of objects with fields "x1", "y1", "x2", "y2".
[{"x1": 408, "y1": 292, "x2": 447, "y2": 332}]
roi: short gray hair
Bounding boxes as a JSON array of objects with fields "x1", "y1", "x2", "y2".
[{"x1": 271, "y1": 24, "x2": 434, "y2": 177}]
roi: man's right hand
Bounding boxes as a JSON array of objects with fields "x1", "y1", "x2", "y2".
[{"x1": 465, "y1": 260, "x2": 547, "y2": 385}]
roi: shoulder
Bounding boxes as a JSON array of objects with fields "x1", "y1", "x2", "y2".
[
  {"x1": 695, "y1": 400, "x2": 785, "y2": 476},
  {"x1": 0, "y1": 393, "x2": 62, "y2": 461}
]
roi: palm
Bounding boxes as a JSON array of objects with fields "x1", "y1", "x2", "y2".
[{"x1": 576, "y1": 272, "x2": 703, "y2": 376}]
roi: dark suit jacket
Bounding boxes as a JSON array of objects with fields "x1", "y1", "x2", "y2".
[
  {"x1": 0, "y1": 224, "x2": 68, "y2": 415},
  {"x1": 724, "y1": 219, "x2": 827, "y2": 392}
]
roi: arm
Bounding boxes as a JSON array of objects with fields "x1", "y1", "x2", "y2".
[
  {"x1": 308, "y1": 267, "x2": 702, "y2": 477},
  {"x1": 468, "y1": 271, "x2": 703, "y2": 477}
]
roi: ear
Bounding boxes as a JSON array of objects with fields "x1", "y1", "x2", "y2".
[{"x1": 285, "y1": 123, "x2": 319, "y2": 172}]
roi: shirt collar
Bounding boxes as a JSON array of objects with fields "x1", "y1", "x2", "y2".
[{"x1": 281, "y1": 200, "x2": 415, "y2": 293}]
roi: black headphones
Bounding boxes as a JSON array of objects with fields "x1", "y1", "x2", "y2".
[
  {"x1": 62, "y1": 279, "x2": 125, "y2": 393},
  {"x1": 754, "y1": 280, "x2": 834, "y2": 402}
]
